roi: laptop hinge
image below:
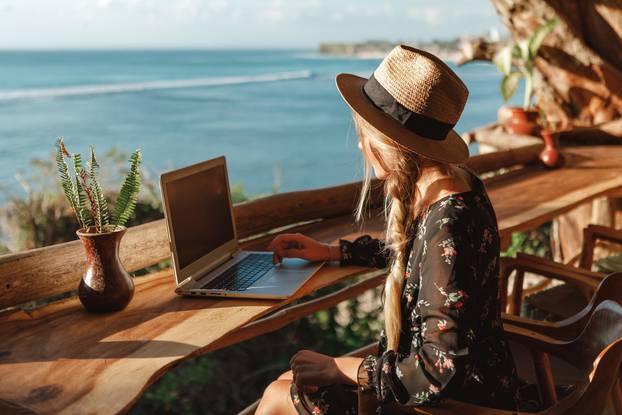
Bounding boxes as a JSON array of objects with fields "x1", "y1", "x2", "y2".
[
  {"x1": 192, "y1": 251, "x2": 235, "y2": 281},
  {"x1": 177, "y1": 276, "x2": 194, "y2": 289}
]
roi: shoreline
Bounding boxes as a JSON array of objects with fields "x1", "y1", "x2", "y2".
[{"x1": 318, "y1": 40, "x2": 463, "y2": 63}]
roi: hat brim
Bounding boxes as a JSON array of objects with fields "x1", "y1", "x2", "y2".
[{"x1": 336, "y1": 73, "x2": 469, "y2": 164}]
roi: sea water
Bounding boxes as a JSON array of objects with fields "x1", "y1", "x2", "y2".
[{"x1": 0, "y1": 50, "x2": 513, "y2": 200}]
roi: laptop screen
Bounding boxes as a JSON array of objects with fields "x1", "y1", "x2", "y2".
[{"x1": 165, "y1": 163, "x2": 235, "y2": 269}]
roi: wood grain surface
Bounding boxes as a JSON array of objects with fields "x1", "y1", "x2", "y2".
[
  {"x1": 2, "y1": 145, "x2": 622, "y2": 414},
  {"x1": 0, "y1": 143, "x2": 542, "y2": 311}
]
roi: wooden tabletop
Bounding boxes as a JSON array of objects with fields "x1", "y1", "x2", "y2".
[
  {"x1": 1, "y1": 145, "x2": 622, "y2": 415},
  {"x1": 488, "y1": 145, "x2": 622, "y2": 248}
]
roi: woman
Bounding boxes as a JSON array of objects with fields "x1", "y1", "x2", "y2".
[{"x1": 257, "y1": 45, "x2": 529, "y2": 414}]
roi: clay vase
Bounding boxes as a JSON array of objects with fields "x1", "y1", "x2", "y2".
[
  {"x1": 498, "y1": 106, "x2": 541, "y2": 136},
  {"x1": 539, "y1": 130, "x2": 565, "y2": 169},
  {"x1": 77, "y1": 226, "x2": 134, "y2": 313}
]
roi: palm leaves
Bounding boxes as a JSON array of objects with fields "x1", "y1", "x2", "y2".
[{"x1": 55, "y1": 138, "x2": 142, "y2": 233}]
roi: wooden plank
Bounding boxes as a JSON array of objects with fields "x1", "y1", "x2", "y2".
[
  {"x1": 0, "y1": 180, "x2": 382, "y2": 311},
  {"x1": 3, "y1": 145, "x2": 622, "y2": 414},
  {"x1": 205, "y1": 270, "x2": 387, "y2": 353},
  {"x1": 0, "y1": 264, "x2": 380, "y2": 415},
  {"x1": 466, "y1": 143, "x2": 542, "y2": 174},
  {"x1": 489, "y1": 146, "x2": 622, "y2": 236},
  {"x1": 0, "y1": 214, "x2": 386, "y2": 415},
  {"x1": 0, "y1": 144, "x2": 545, "y2": 310},
  {"x1": 2, "y1": 144, "x2": 618, "y2": 311},
  {"x1": 0, "y1": 220, "x2": 170, "y2": 311}
]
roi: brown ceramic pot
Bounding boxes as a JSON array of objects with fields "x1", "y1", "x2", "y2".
[
  {"x1": 77, "y1": 226, "x2": 134, "y2": 313},
  {"x1": 498, "y1": 106, "x2": 541, "y2": 136},
  {"x1": 539, "y1": 130, "x2": 565, "y2": 169}
]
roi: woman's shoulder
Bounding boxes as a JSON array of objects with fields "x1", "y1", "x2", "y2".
[
  {"x1": 419, "y1": 184, "x2": 490, "y2": 237},
  {"x1": 425, "y1": 167, "x2": 490, "y2": 218}
]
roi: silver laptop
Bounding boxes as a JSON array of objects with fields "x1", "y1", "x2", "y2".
[{"x1": 160, "y1": 156, "x2": 324, "y2": 299}]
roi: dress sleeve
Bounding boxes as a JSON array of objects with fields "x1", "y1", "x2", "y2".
[
  {"x1": 356, "y1": 215, "x2": 475, "y2": 406},
  {"x1": 339, "y1": 235, "x2": 390, "y2": 269}
]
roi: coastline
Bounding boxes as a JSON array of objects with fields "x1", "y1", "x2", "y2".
[{"x1": 318, "y1": 40, "x2": 463, "y2": 62}]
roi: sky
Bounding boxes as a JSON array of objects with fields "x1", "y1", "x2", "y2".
[{"x1": 0, "y1": 0, "x2": 503, "y2": 49}]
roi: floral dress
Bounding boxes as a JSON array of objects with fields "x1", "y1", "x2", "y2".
[{"x1": 290, "y1": 166, "x2": 542, "y2": 414}]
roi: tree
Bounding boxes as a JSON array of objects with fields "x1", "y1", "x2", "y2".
[{"x1": 459, "y1": 0, "x2": 622, "y2": 138}]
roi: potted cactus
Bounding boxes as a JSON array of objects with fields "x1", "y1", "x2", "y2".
[
  {"x1": 56, "y1": 138, "x2": 142, "y2": 313},
  {"x1": 494, "y1": 18, "x2": 558, "y2": 136}
]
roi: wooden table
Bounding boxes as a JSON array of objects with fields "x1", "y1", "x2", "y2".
[{"x1": 2, "y1": 145, "x2": 622, "y2": 415}]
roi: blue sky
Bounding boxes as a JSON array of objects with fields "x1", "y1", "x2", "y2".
[{"x1": 0, "y1": 0, "x2": 503, "y2": 49}]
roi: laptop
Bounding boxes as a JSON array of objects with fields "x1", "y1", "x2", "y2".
[{"x1": 160, "y1": 156, "x2": 325, "y2": 299}]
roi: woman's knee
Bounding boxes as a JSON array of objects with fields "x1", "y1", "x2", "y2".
[
  {"x1": 278, "y1": 369, "x2": 293, "y2": 380},
  {"x1": 256, "y1": 380, "x2": 295, "y2": 415}
]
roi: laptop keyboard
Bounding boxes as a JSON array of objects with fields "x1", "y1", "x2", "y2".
[{"x1": 200, "y1": 253, "x2": 274, "y2": 291}]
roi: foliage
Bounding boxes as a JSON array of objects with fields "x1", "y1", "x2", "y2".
[
  {"x1": 0, "y1": 148, "x2": 161, "y2": 252},
  {"x1": 501, "y1": 222, "x2": 552, "y2": 259},
  {"x1": 112, "y1": 150, "x2": 142, "y2": 229},
  {"x1": 55, "y1": 138, "x2": 142, "y2": 233},
  {"x1": 493, "y1": 18, "x2": 558, "y2": 109}
]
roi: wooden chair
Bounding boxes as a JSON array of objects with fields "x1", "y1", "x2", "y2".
[
  {"x1": 499, "y1": 252, "x2": 603, "y2": 317},
  {"x1": 238, "y1": 274, "x2": 622, "y2": 415},
  {"x1": 500, "y1": 224, "x2": 622, "y2": 318},
  {"x1": 502, "y1": 271, "x2": 622, "y2": 414},
  {"x1": 355, "y1": 299, "x2": 622, "y2": 415},
  {"x1": 579, "y1": 224, "x2": 622, "y2": 272}
]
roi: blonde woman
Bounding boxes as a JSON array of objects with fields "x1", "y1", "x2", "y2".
[{"x1": 258, "y1": 45, "x2": 530, "y2": 414}]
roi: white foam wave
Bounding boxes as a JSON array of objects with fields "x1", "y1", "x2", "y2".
[{"x1": 0, "y1": 70, "x2": 313, "y2": 102}]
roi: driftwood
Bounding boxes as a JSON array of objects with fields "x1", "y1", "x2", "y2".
[
  {"x1": 559, "y1": 119, "x2": 622, "y2": 146},
  {"x1": 464, "y1": 123, "x2": 543, "y2": 150},
  {"x1": 456, "y1": 38, "x2": 506, "y2": 66},
  {"x1": 467, "y1": 0, "x2": 622, "y2": 130}
]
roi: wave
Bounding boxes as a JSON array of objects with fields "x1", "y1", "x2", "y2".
[{"x1": 0, "y1": 70, "x2": 313, "y2": 102}]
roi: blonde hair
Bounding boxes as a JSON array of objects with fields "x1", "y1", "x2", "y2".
[{"x1": 352, "y1": 112, "x2": 452, "y2": 351}]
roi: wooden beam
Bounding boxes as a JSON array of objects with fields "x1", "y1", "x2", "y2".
[
  {"x1": 465, "y1": 144, "x2": 542, "y2": 174},
  {"x1": 205, "y1": 270, "x2": 386, "y2": 353},
  {"x1": 0, "y1": 180, "x2": 381, "y2": 310},
  {"x1": 0, "y1": 146, "x2": 543, "y2": 310}
]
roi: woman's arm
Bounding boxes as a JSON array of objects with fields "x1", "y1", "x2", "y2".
[
  {"x1": 339, "y1": 235, "x2": 390, "y2": 268},
  {"x1": 358, "y1": 218, "x2": 474, "y2": 406},
  {"x1": 267, "y1": 233, "x2": 389, "y2": 268}
]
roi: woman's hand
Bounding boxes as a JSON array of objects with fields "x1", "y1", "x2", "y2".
[
  {"x1": 289, "y1": 350, "x2": 343, "y2": 391},
  {"x1": 267, "y1": 233, "x2": 340, "y2": 265}
]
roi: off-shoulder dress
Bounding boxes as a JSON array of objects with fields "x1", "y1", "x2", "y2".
[{"x1": 289, "y1": 167, "x2": 540, "y2": 414}]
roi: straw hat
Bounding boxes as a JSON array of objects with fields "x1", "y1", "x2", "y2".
[{"x1": 336, "y1": 44, "x2": 469, "y2": 164}]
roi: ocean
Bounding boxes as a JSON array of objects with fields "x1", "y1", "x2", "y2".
[{"x1": 0, "y1": 50, "x2": 513, "y2": 201}]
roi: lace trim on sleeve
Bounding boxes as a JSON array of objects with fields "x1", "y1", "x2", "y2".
[{"x1": 339, "y1": 235, "x2": 389, "y2": 268}]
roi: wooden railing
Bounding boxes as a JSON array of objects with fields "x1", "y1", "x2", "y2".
[
  {"x1": 0, "y1": 143, "x2": 548, "y2": 415},
  {"x1": 0, "y1": 143, "x2": 543, "y2": 312}
]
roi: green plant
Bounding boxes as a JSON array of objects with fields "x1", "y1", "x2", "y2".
[
  {"x1": 493, "y1": 18, "x2": 558, "y2": 109},
  {"x1": 56, "y1": 138, "x2": 142, "y2": 233}
]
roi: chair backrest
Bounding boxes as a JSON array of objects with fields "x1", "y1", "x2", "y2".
[
  {"x1": 553, "y1": 272, "x2": 622, "y2": 340},
  {"x1": 565, "y1": 299, "x2": 622, "y2": 372},
  {"x1": 560, "y1": 302, "x2": 622, "y2": 415}
]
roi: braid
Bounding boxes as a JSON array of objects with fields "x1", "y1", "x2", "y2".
[
  {"x1": 383, "y1": 153, "x2": 420, "y2": 351},
  {"x1": 351, "y1": 111, "x2": 426, "y2": 351}
]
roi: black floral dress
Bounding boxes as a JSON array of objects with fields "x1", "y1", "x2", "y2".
[{"x1": 290, "y1": 167, "x2": 541, "y2": 414}]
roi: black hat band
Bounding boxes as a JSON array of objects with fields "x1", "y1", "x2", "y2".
[{"x1": 362, "y1": 74, "x2": 454, "y2": 140}]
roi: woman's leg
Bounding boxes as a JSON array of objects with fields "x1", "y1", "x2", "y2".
[
  {"x1": 278, "y1": 370, "x2": 293, "y2": 380},
  {"x1": 256, "y1": 379, "x2": 298, "y2": 415}
]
